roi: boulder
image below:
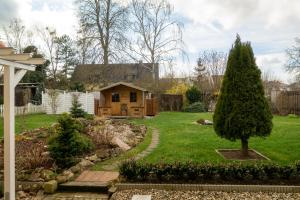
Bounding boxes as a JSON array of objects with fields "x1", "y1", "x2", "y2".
[
  {"x1": 56, "y1": 175, "x2": 68, "y2": 184},
  {"x1": 96, "y1": 149, "x2": 110, "y2": 159},
  {"x1": 62, "y1": 170, "x2": 74, "y2": 181},
  {"x1": 111, "y1": 137, "x2": 131, "y2": 151},
  {"x1": 69, "y1": 165, "x2": 81, "y2": 173},
  {"x1": 85, "y1": 154, "x2": 98, "y2": 162},
  {"x1": 43, "y1": 180, "x2": 57, "y2": 194},
  {"x1": 28, "y1": 172, "x2": 44, "y2": 182},
  {"x1": 17, "y1": 191, "x2": 27, "y2": 199},
  {"x1": 41, "y1": 169, "x2": 55, "y2": 181},
  {"x1": 204, "y1": 120, "x2": 213, "y2": 125},
  {"x1": 78, "y1": 159, "x2": 94, "y2": 168}
]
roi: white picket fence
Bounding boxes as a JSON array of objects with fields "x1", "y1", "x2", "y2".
[
  {"x1": 42, "y1": 91, "x2": 94, "y2": 115},
  {"x1": 0, "y1": 103, "x2": 44, "y2": 117}
]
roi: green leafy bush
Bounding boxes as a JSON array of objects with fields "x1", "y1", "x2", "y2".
[
  {"x1": 120, "y1": 160, "x2": 300, "y2": 184},
  {"x1": 48, "y1": 113, "x2": 94, "y2": 168},
  {"x1": 70, "y1": 94, "x2": 86, "y2": 118},
  {"x1": 185, "y1": 86, "x2": 202, "y2": 104},
  {"x1": 183, "y1": 102, "x2": 206, "y2": 112}
]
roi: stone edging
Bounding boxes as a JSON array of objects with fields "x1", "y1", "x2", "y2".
[
  {"x1": 115, "y1": 183, "x2": 300, "y2": 193},
  {"x1": 215, "y1": 149, "x2": 271, "y2": 161},
  {"x1": 134, "y1": 128, "x2": 159, "y2": 160}
]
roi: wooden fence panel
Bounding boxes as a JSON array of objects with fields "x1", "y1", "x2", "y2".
[{"x1": 159, "y1": 94, "x2": 183, "y2": 111}]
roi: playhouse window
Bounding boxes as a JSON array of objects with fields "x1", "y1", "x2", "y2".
[{"x1": 112, "y1": 93, "x2": 120, "y2": 102}]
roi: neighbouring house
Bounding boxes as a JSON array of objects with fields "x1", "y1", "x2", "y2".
[
  {"x1": 95, "y1": 82, "x2": 158, "y2": 118},
  {"x1": 71, "y1": 62, "x2": 159, "y2": 90}
]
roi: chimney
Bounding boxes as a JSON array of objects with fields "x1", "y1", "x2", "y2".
[{"x1": 0, "y1": 41, "x2": 6, "y2": 48}]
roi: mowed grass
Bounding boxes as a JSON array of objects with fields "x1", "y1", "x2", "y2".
[
  {"x1": 133, "y1": 112, "x2": 300, "y2": 165},
  {"x1": 0, "y1": 114, "x2": 58, "y2": 137}
]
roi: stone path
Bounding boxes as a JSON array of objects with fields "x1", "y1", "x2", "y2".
[
  {"x1": 43, "y1": 192, "x2": 109, "y2": 200},
  {"x1": 101, "y1": 128, "x2": 160, "y2": 171}
]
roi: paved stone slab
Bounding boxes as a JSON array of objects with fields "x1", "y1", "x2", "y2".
[
  {"x1": 43, "y1": 192, "x2": 109, "y2": 200},
  {"x1": 132, "y1": 195, "x2": 152, "y2": 200},
  {"x1": 76, "y1": 171, "x2": 119, "y2": 182}
]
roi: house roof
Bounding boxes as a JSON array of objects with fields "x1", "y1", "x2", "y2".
[
  {"x1": 71, "y1": 63, "x2": 159, "y2": 86},
  {"x1": 99, "y1": 81, "x2": 148, "y2": 92}
]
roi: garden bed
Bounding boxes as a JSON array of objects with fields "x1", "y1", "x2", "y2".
[{"x1": 0, "y1": 117, "x2": 147, "y2": 193}]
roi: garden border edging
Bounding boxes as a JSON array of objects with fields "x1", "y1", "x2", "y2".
[{"x1": 116, "y1": 183, "x2": 300, "y2": 193}]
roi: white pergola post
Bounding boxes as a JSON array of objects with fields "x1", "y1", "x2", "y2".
[
  {"x1": 3, "y1": 65, "x2": 15, "y2": 200},
  {"x1": 0, "y1": 49, "x2": 45, "y2": 200}
]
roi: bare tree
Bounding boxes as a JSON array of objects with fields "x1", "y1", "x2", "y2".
[
  {"x1": 76, "y1": 0, "x2": 129, "y2": 65},
  {"x1": 36, "y1": 26, "x2": 60, "y2": 84},
  {"x1": 194, "y1": 50, "x2": 227, "y2": 92},
  {"x1": 286, "y1": 38, "x2": 300, "y2": 81},
  {"x1": 2, "y1": 18, "x2": 34, "y2": 53},
  {"x1": 129, "y1": 0, "x2": 184, "y2": 72}
]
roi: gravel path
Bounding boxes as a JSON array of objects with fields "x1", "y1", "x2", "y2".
[{"x1": 111, "y1": 189, "x2": 300, "y2": 200}]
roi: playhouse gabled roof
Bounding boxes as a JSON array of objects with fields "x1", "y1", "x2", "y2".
[{"x1": 99, "y1": 81, "x2": 148, "y2": 92}]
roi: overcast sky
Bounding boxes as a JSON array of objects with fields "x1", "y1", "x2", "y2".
[{"x1": 0, "y1": 0, "x2": 299, "y2": 83}]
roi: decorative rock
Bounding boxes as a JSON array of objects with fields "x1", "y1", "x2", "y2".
[
  {"x1": 62, "y1": 170, "x2": 74, "y2": 181},
  {"x1": 28, "y1": 172, "x2": 44, "y2": 182},
  {"x1": 41, "y1": 151, "x2": 50, "y2": 156},
  {"x1": 204, "y1": 120, "x2": 213, "y2": 125},
  {"x1": 111, "y1": 137, "x2": 131, "y2": 151},
  {"x1": 56, "y1": 175, "x2": 68, "y2": 184},
  {"x1": 96, "y1": 149, "x2": 110, "y2": 159},
  {"x1": 69, "y1": 165, "x2": 81, "y2": 173},
  {"x1": 41, "y1": 169, "x2": 55, "y2": 181},
  {"x1": 85, "y1": 154, "x2": 98, "y2": 162},
  {"x1": 78, "y1": 159, "x2": 94, "y2": 168},
  {"x1": 17, "y1": 191, "x2": 27, "y2": 199},
  {"x1": 43, "y1": 180, "x2": 57, "y2": 194},
  {"x1": 35, "y1": 190, "x2": 44, "y2": 200}
]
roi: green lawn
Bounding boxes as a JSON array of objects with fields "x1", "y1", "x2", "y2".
[
  {"x1": 132, "y1": 112, "x2": 300, "y2": 165},
  {"x1": 0, "y1": 114, "x2": 58, "y2": 137}
]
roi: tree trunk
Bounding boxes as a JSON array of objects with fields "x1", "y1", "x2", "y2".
[{"x1": 241, "y1": 138, "x2": 248, "y2": 156}]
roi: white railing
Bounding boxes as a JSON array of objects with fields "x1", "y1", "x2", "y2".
[{"x1": 0, "y1": 103, "x2": 44, "y2": 117}]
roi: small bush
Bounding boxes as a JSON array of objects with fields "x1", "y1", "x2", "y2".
[
  {"x1": 183, "y1": 102, "x2": 206, "y2": 112},
  {"x1": 185, "y1": 86, "x2": 202, "y2": 104},
  {"x1": 70, "y1": 94, "x2": 86, "y2": 118},
  {"x1": 48, "y1": 113, "x2": 94, "y2": 168},
  {"x1": 120, "y1": 160, "x2": 300, "y2": 184}
]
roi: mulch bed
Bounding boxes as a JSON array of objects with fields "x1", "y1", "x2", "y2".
[{"x1": 217, "y1": 149, "x2": 269, "y2": 160}]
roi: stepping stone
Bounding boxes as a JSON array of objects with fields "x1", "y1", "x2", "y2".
[
  {"x1": 76, "y1": 171, "x2": 119, "y2": 182},
  {"x1": 132, "y1": 195, "x2": 152, "y2": 200}
]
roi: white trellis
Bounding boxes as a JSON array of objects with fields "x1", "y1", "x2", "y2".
[{"x1": 0, "y1": 46, "x2": 45, "y2": 200}]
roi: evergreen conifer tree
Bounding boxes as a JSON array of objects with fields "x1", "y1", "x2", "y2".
[
  {"x1": 70, "y1": 94, "x2": 86, "y2": 118},
  {"x1": 213, "y1": 35, "x2": 273, "y2": 156}
]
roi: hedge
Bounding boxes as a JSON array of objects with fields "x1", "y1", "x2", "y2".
[{"x1": 120, "y1": 160, "x2": 300, "y2": 184}]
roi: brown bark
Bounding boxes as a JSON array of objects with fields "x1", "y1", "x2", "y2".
[{"x1": 241, "y1": 138, "x2": 249, "y2": 156}]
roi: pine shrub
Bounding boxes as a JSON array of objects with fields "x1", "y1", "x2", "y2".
[
  {"x1": 70, "y1": 94, "x2": 86, "y2": 118},
  {"x1": 183, "y1": 102, "x2": 206, "y2": 112},
  {"x1": 48, "y1": 113, "x2": 94, "y2": 168},
  {"x1": 186, "y1": 86, "x2": 202, "y2": 104},
  {"x1": 213, "y1": 35, "x2": 273, "y2": 155}
]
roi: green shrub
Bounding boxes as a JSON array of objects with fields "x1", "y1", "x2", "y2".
[
  {"x1": 120, "y1": 160, "x2": 300, "y2": 184},
  {"x1": 48, "y1": 113, "x2": 94, "y2": 168},
  {"x1": 70, "y1": 94, "x2": 86, "y2": 118},
  {"x1": 186, "y1": 86, "x2": 202, "y2": 104},
  {"x1": 183, "y1": 102, "x2": 206, "y2": 112}
]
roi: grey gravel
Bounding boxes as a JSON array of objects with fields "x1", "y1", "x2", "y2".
[{"x1": 111, "y1": 189, "x2": 300, "y2": 200}]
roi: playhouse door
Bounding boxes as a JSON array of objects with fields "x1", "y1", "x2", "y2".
[{"x1": 111, "y1": 92, "x2": 121, "y2": 115}]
